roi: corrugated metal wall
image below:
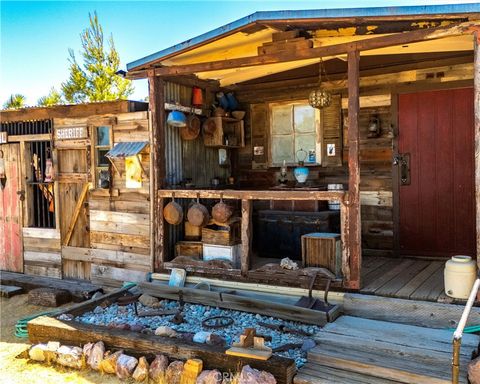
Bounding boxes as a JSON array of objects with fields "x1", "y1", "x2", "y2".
[{"x1": 163, "y1": 81, "x2": 230, "y2": 259}]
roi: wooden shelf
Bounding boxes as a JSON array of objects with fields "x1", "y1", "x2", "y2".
[
  {"x1": 204, "y1": 117, "x2": 244, "y2": 148},
  {"x1": 164, "y1": 102, "x2": 204, "y2": 116}
]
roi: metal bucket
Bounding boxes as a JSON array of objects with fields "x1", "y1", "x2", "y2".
[{"x1": 327, "y1": 184, "x2": 343, "y2": 210}]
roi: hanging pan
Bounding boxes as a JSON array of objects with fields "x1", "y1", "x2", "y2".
[
  {"x1": 187, "y1": 195, "x2": 210, "y2": 227},
  {"x1": 163, "y1": 195, "x2": 183, "y2": 225},
  {"x1": 202, "y1": 118, "x2": 217, "y2": 136},
  {"x1": 180, "y1": 115, "x2": 201, "y2": 141},
  {"x1": 212, "y1": 194, "x2": 233, "y2": 224}
]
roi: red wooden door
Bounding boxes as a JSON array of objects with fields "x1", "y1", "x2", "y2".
[
  {"x1": 0, "y1": 143, "x2": 23, "y2": 271},
  {"x1": 398, "y1": 88, "x2": 475, "y2": 258}
]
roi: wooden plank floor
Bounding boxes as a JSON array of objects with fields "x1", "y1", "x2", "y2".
[
  {"x1": 361, "y1": 257, "x2": 448, "y2": 302},
  {"x1": 295, "y1": 315, "x2": 478, "y2": 384}
]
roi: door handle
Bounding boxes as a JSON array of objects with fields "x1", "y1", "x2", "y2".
[{"x1": 394, "y1": 153, "x2": 411, "y2": 185}]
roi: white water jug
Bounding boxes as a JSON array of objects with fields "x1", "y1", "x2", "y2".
[{"x1": 444, "y1": 255, "x2": 477, "y2": 299}]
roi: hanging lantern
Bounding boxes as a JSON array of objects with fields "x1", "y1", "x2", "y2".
[
  {"x1": 308, "y1": 59, "x2": 332, "y2": 109},
  {"x1": 0, "y1": 150, "x2": 6, "y2": 190}
]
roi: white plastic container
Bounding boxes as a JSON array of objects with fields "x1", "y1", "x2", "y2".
[{"x1": 444, "y1": 255, "x2": 477, "y2": 299}]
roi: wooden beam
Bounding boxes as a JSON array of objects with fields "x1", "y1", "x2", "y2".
[
  {"x1": 157, "y1": 189, "x2": 346, "y2": 201},
  {"x1": 475, "y1": 31, "x2": 480, "y2": 265},
  {"x1": 346, "y1": 49, "x2": 361, "y2": 290},
  {"x1": 241, "y1": 199, "x2": 252, "y2": 276},
  {"x1": 62, "y1": 183, "x2": 90, "y2": 246},
  {"x1": 137, "y1": 21, "x2": 479, "y2": 78},
  {"x1": 148, "y1": 72, "x2": 166, "y2": 271}
]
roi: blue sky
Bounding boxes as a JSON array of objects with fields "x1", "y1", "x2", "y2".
[{"x1": 1, "y1": 0, "x2": 478, "y2": 105}]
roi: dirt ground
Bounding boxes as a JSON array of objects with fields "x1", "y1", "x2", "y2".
[{"x1": 0, "y1": 294, "x2": 123, "y2": 384}]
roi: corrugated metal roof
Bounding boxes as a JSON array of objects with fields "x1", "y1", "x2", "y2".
[
  {"x1": 126, "y1": 4, "x2": 480, "y2": 70},
  {"x1": 106, "y1": 142, "x2": 149, "y2": 158}
]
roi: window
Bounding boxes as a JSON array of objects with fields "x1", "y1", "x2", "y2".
[
  {"x1": 93, "y1": 125, "x2": 112, "y2": 186},
  {"x1": 270, "y1": 102, "x2": 320, "y2": 166}
]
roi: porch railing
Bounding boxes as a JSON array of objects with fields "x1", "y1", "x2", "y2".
[{"x1": 452, "y1": 275, "x2": 480, "y2": 384}]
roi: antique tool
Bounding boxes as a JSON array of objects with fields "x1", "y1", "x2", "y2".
[
  {"x1": 202, "y1": 315, "x2": 234, "y2": 329},
  {"x1": 117, "y1": 294, "x2": 141, "y2": 316},
  {"x1": 258, "y1": 322, "x2": 312, "y2": 337},
  {"x1": 225, "y1": 328, "x2": 272, "y2": 360}
]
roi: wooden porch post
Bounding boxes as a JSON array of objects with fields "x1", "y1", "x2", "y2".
[
  {"x1": 241, "y1": 199, "x2": 252, "y2": 276},
  {"x1": 148, "y1": 72, "x2": 166, "y2": 271},
  {"x1": 474, "y1": 32, "x2": 480, "y2": 264},
  {"x1": 346, "y1": 49, "x2": 362, "y2": 289}
]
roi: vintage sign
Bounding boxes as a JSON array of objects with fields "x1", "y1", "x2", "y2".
[
  {"x1": 0, "y1": 132, "x2": 7, "y2": 143},
  {"x1": 55, "y1": 126, "x2": 87, "y2": 140}
]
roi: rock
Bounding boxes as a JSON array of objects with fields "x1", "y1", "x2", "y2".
[
  {"x1": 181, "y1": 359, "x2": 203, "y2": 384},
  {"x1": 197, "y1": 369, "x2": 222, "y2": 384},
  {"x1": 139, "y1": 294, "x2": 161, "y2": 308},
  {"x1": 193, "y1": 331, "x2": 211, "y2": 344},
  {"x1": 238, "y1": 365, "x2": 276, "y2": 384},
  {"x1": 116, "y1": 354, "x2": 138, "y2": 379},
  {"x1": 93, "y1": 306, "x2": 104, "y2": 314},
  {"x1": 99, "y1": 350, "x2": 123, "y2": 374},
  {"x1": 141, "y1": 328, "x2": 154, "y2": 335},
  {"x1": 155, "y1": 325, "x2": 177, "y2": 337},
  {"x1": 469, "y1": 357, "x2": 480, "y2": 384},
  {"x1": 132, "y1": 356, "x2": 149, "y2": 382},
  {"x1": 301, "y1": 338, "x2": 316, "y2": 352},
  {"x1": 130, "y1": 324, "x2": 144, "y2": 332},
  {"x1": 279, "y1": 257, "x2": 298, "y2": 270},
  {"x1": 83, "y1": 342, "x2": 94, "y2": 360},
  {"x1": 179, "y1": 332, "x2": 195, "y2": 342},
  {"x1": 149, "y1": 354, "x2": 169, "y2": 382},
  {"x1": 87, "y1": 341, "x2": 105, "y2": 370},
  {"x1": 56, "y1": 345, "x2": 84, "y2": 369},
  {"x1": 166, "y1": 360, "x2": 184, "y2": 384},
  {"x1": 57, "y1": 313, "x2": 73, "y2": 321},
  {"x1": 29, "y1": 344, "x2": 48, "y2": 361},
  {"x1": 108, "y1": 322, "x2": 131, "y2": 330},
  {"x1": 206, "y1": 333, "x2": 226, "y2": 346}
]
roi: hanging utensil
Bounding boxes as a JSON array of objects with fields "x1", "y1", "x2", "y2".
[
  {"x1": 163, "y1": 194, "x2": 183, "y2": 225},
  {"x1": 187, "y1": 194, "x2": 210, "y2": 227}
]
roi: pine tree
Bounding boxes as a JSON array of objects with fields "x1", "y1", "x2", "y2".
[
  {"x1": 3, "y1": 94, "x2": 26, "y2": 109},
  {"x1": 37, "y1": 87, "x2": 63, "y2": 106},
  {"x1": 61, "y1": 12, "x2": 133, "y2": 103}
]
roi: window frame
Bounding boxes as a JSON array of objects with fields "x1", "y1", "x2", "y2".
[
  {"x1": 91, "y1": 125, "x2": 113, "y2": 188},
  {"x1": 268, "y1": 100, "x2": 321, "y2": 167}
]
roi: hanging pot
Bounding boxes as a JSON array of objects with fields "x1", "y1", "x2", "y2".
[
  {"x1": 192, "y1": 87, "x2": 203, "y2": 107},
  {"x1": 202, "y1": 118, "x2": 217, "y2": 136},
  {"x1": 181, "y1": 115, "x2": 201, "y2": 140},
  {"x1": 163, "y1": 197, "x2": 183, "y2": 225},
  {"x1": 212, "y1": 196, "x2": 233, "y2": 224},
  {"x1": 187, "y1": 196, "x2": 210, "y2": 227},
  {"x1": 167, "y1": 111, "x2": 187, "y2": 127}
]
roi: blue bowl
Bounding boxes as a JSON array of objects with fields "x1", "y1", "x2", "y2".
[{"x1": 167, "y1": 111, "x2": 187, "y2": 127}]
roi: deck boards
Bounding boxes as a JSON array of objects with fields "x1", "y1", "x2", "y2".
[
  {"x1": 361, "y1": 257, "x2": 447, "y2": 302},
  {"x1": 295, "y1": 315, "x2": 477, "y2": 384}
]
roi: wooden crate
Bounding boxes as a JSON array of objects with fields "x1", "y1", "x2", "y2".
[
  {"x1": 185, "y1": 221, "x2": 202, "y2": 241},
  {"x1": 201, "y1": 219, "x2": 240, "y2": 246},
  {"x1": 301, "y1": 233, "x2": 342, "y2": 277},
  {"x1": 203, "y1": 244, "x2": 241, "y2": 268},
  {"x1": 175, "y1": 241, "x2": 203, "y2": 259}
]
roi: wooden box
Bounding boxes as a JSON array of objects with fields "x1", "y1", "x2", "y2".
[
  {"x1": 185, "y1": 221, "x2": 202, "y2": 241},
  {"x1": 175, "y1": 241, "x2": 203, "y2": 259},
  {"x1": 301, "y1": 233, "x2": 342, "y2": 277},
  {"x1": 201, "y1": 219, "x2": 241, "y2": 246},
  {"x1": 203, "y1": 243, "x2": 241, "y2": 268}
]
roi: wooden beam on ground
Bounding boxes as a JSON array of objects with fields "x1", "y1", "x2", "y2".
[
  {"x1": 241, "y1": 199, "x2": 252, "y2": 276},
  {"x1": 345, "y1": 49, "x2": 361, "y2": 290},
  {"x1": 62, "y1": 183, "x2": 90, "y2": 246},
  {"x1": 28, "y1": 316, "x2": 296, "y2": 384},
  {"x1": 148, "y1": 73, "x2": 166, "y2": 271},
  {"x1": 475, "y1": 31, "x2": 480, "y2": 265},
  {"x1": 129, "y1": 21, "x2": 479, "y2": 78}
]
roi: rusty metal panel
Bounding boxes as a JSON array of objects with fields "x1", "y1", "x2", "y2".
[{"x1": 106, "y1": 141, "x2": 148, "y2": 158}]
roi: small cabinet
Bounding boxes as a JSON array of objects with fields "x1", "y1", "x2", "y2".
[{"x1": 204, "y1": 117, "x2": 244, "y2": 148}]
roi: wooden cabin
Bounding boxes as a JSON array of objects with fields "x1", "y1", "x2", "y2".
[
  {"x1": 0, "y1": 100, "x2": 151, "y2": 284},
  {"x1": 124, "y1": 4, "x2": 480, "y2": 295}
]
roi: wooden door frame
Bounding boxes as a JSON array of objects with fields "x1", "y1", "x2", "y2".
[{"x1": 392, "y1": 81, "x2": 476, "y2": 259}]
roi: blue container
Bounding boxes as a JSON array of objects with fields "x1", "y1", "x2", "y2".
[
  {"x1": 226, "y1": 92, "x2": 239, "y2": 111},
  {"x1": 294, "y1": 165, "x2": 309, "y2": 183},
  {"x1": 167, "y1": 111, "x2": 187, "y2": 127}
]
